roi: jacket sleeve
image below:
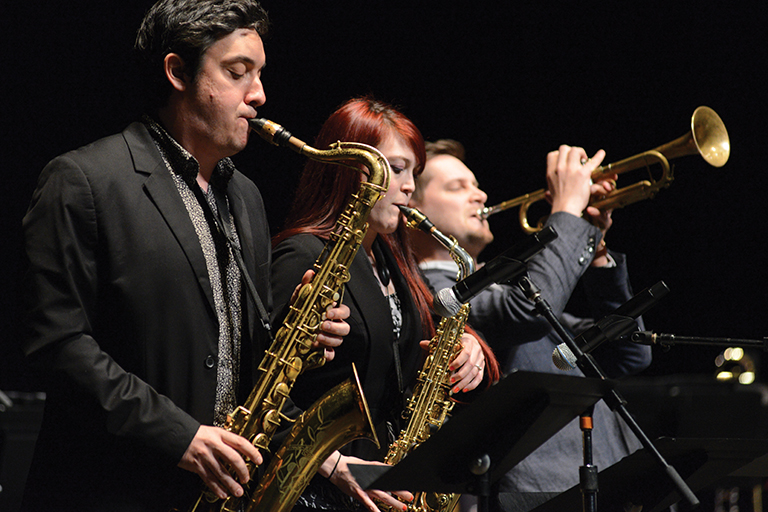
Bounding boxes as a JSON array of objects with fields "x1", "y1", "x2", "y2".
[
  {"x1": 22, "y1": 155, "x2": 199, "y2": 463},
  {"x1": 463, "y1": 212, "x2": 602, "y2": 348},
  {"x1": 577, "y1": 252, "x2": 652, "y2": 378}
]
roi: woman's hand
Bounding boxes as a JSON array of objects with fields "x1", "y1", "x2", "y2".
[
  {"x1": 420, "y1": 332, "x2": 486, "y2": 394},
  {"x1": 320, "y1": 452, "x2": 413, "y2": 512}
]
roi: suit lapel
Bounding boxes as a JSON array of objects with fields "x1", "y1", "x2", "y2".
[
  {"x1": 122, "y1": 123, "x2": 217, "y2": 313},
  {"x1": 226, "y1": 184, "x2": 263, "y2": 340},
  {"x1": 345, "y1": 244, "x2": 394, "y2": 352},
  {"x1": 227, "y1": 185, "x2": 256, "y2": 282}
]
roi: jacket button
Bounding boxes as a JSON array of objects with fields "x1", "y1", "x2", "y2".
[{"x1": 204, "y1": 355, "x2": 216, "y2": 369}]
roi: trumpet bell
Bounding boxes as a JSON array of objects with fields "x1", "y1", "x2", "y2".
[
  {"x1": 691, "y1": 106, "x2": 730, "y2": 167},
  {"x1": 657, "y1": 105, "x2": 730, "y2": 168}
]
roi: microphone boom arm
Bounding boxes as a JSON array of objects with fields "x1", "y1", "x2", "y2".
[{"x1": 632, "y1": 331, "x2": 768, "y2": 350}]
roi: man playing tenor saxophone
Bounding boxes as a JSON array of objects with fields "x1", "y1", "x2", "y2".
[{"x1": 20, "y1": 1, "x2": 350, "y2": 510}]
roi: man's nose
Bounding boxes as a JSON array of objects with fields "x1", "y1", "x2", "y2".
[
  {"x1": 246, "y1": 76, "x2": 266, "y2": 107},
  {"x1": 472, "y1": 186, "x2": 487, "y2": 204}
]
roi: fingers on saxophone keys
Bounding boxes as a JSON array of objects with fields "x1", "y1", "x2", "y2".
[{"x1": 449, "y1": 363, "x2": 482, "y2": 395}]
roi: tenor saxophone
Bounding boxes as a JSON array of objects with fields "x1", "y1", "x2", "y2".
[
  {"x1": 378, "y1": 205, "x2": 476, "y2": 512},
  {"x1": 184, "y1": 119, "x2": 389, "y2": 512}
]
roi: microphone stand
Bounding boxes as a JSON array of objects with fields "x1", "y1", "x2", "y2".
[
  {"x1": 633, "y1": 331, "x2": 768, "y2": 350},
  {"x1": 518, "y1": 276, "x2": 700, "y2": 511}
]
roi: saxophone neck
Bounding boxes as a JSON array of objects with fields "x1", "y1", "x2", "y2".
[
  {"x1": 249, "y1": 118, "x2": 391, "y2": 192},
  {"x1": 397, "y1": 205, "x2": 475, "y2": 280}
]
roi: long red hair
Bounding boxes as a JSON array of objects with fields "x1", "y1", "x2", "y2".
[{"x1": 273, "y1": 96, "x2": 499, "y2": 383}]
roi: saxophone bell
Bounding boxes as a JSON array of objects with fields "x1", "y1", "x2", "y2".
[{"x1": 245, "y1": 364, "x2": 379, "y2": 512}]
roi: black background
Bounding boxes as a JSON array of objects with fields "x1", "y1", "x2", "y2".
[{"x1": 2, "y1": 2, "x2": 766, "y2": 390}]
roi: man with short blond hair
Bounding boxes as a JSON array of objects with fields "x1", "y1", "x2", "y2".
[{"x1": 410, "y1": 139, "x2": 650, "y2": 512}]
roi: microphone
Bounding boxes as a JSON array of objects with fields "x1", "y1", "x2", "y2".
[
  {"x1": 552, "y1": 281, "x2": 670, "y2": 370},
  {"x1": 433, "y1": 226, "x2": 558, "y2": 317}
]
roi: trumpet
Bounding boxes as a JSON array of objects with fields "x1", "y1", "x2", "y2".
[{"x1": 479, "y1": 106, "x2": 730, "y2": 233}]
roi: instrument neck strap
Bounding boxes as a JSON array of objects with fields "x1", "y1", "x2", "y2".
[{"x1": 210, "y1": 188, "x2": 274, "y2": 340}]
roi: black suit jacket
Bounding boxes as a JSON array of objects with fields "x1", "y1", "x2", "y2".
[
  {"x1": 21, "y1": 122, "x2": 272, "y2": 511},
  {"x1": 270, "y1": 234, "x2": 426, "y2": 462}
]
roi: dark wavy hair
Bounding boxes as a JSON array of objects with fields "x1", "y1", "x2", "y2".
[
  {"x1": 413, "y1": 139, "x2": 468, "y2": 203},
  {"x1": 134, "y1": 0, "x2": 270, "y2": 112}
]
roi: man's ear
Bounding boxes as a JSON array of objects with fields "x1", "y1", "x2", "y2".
[{"x1": 163, "y1": 53, "x2": 188, "y2": 92}]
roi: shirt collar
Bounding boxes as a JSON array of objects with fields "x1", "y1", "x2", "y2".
[
  {"x1": 418, "y1": 259, "x2": 460, "y2": 273},
  {"x1": 142, "y1": 114, "x2": 235, "y2": 190}
]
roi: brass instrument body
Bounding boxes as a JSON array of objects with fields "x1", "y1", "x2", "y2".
[
  {"x1": 480, "y1": 106, "x2": 731, "y2": 233},
  {"x1": 187, "y1": 119, "x2": 390, "y2": 512},
  {"x1": 246, "y1": 364, "x2": 378, "y2": 512},
  {"x1": 384, "y1": 206, "x2": 475, "y2": 512},
  {"x1": 387, "y1": 304, "x2": 470, "y2": 467},
  {"x1": 385, "y1": 305, "x2": 469, "y2": 512}
]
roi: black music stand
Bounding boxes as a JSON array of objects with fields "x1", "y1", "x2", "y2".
[
  {"x1": 350, "y1": 370, "x2": 614, "y2": 509},
  {"x1": 531, "y1": 437, "x2": 768, "y2": 512}
]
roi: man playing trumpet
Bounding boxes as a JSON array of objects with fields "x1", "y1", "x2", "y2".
[{"x1": 409, "y1": 139, "x2": 651, "y2": 512}]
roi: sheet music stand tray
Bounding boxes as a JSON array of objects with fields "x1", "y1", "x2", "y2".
[
  {"x1": 531, "y1": 437, "x2": 768, "y2": 512},
  {"x1": 350, "y1": 370, "x2": 614, "y2": 496}
]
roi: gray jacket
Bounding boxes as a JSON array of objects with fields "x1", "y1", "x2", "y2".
[{"x1": 420, "y1": 212, "x2": 651, "y2": 511}]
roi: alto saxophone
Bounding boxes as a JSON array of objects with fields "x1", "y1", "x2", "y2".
[
  {"x1": 379, "y1": 205, "x2": 476, "y2": 512},
  {"x1": 184, "y1": 119, "x2": 388, "y2": 512}
]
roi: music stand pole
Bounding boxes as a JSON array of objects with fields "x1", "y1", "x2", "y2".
[
  {"x1": 518, "y1": 276, "x2": 699, "y2": 510},
  {"x1": 580, "y1": 406, "x2": 598, "y2": 512}
]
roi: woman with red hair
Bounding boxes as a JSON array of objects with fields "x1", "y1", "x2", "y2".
[{"x1": 271, "y1": 96, "x2": 499, "y2": 512}]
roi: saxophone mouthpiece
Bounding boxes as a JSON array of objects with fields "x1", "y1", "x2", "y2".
[
  {"x1": 248, "y1": 118, "x2": 289, "y2": 144},
  {"x1": 397, "y1": 205, "x2": 434, "y2": 233},
  {"x1": 249, "y1": 118, "x2": 307, "y2": 155},
  {"x1": 248, "y1": 117, "x2": 296, "y2": 146},
  {"x1": 248, "y1": 117, "x2": 267, "y2": 131}
]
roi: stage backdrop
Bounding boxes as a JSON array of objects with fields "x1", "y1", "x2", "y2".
[{"x1": 2, "y1": 2, "x2": 766, "y2": 389}]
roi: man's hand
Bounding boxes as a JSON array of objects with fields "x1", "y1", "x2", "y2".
[
  {"x1": 178, "y1": 425, "x2": 263, "y2": 500},
  {"x1": 546, "y1": 145, "x2": 606, "y2": 217},
  {"x1": 584, "y1": 176, "x2": 617, "y2": 234}
]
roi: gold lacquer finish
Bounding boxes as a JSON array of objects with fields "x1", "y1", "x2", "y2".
[
  {"x1": 182, "y1": 118, "x2": 390, "y2": 512},
  {"x1": 378, "y1": 205, "x2": 475, "y2": 512},
  {"x1": 479, "y1": 106, "x2": 731, "y2": 233},
  {"x1": 244, "y1": 363, "x2": 378, "y2": 512}
]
